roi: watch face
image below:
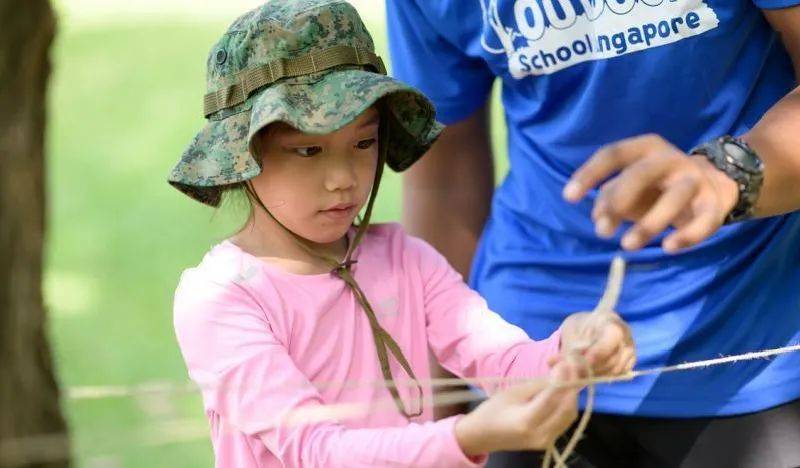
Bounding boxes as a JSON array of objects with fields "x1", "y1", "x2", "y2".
[{"x1": 723, "y1": 141, "x2": 762, "y2": 173}]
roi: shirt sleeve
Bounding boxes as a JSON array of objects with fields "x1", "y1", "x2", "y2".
[
  {"x1": 405, "y1": 234, "x2": 561, "y2": 394},
  {"x1": 172, "y1": 271, "x2": 484, "y2": 468},
  {"x1": 386, "y1": 0, "x2": 496, "y2": 124}
]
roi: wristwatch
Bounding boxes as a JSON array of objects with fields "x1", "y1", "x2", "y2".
[{"x1": 689, "y1": 135, "x2": 764, "y2": 224}]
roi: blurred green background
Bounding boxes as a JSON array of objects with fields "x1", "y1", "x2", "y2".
[{"x1": 45, "y1": 1, "x2": 508, "y2": 466}]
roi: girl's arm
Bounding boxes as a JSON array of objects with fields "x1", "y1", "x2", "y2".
[
  {"x1": 406, "y1": 235, "x2": 561, "y2": 393},
  {"x1": 172, "y1": 272, "x2": 483, "y2": 468}
]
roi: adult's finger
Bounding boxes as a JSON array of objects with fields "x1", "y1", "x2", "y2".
[
  {"x1": 662, "y1": 204, "x2": 721, "y2": 252},
  {"x1": 596, "y1": 151, "x2": 679, "y2": 220},
  {"x1": 593, "y1": 182, "x2": 624, "y2": 238},
  {"x1": 564, "y1": 134, "x2": 668, "y2": 202},
  {"x1": 621, "y1": 175, "x2": 700, "y2": 250}
]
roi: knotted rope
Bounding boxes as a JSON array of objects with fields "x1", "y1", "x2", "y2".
[{"x1": 543, "y1": 255, "x2": 625, "y2": 468}]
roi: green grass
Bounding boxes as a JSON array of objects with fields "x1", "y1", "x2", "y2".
[{"x1": 45, "y1": 18, "x2": 508, "y2": 467}]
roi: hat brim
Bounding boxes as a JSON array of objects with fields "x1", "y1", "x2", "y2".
[
  {"x1": 169, "y1": 69, "x2": 442, "y2": 207},
  {"x1": 167, "y1": 110, "x2": 261, "y2": 207}
]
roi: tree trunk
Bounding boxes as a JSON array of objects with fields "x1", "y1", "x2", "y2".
[{"x1": 0, "y1": 1, "x2": 70, "y2": 466}]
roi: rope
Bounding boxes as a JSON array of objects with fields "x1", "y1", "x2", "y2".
[
  {"x1": 42, "y1": 252, "x2": 800, "y2": 466},
  {"x1": 56, "y1": 254, "x2": 800, "y2": 466},
  {"x1": 57, "y1": 342, "x2": 800, "y2": 417},
  {"x1": 63, "y1": 341, "x2": 800, "y2": 401},
  {"x1": 543, "y1": 255, "x2": 626, "y2": 468},
  {"x1": 4, "y1": 342, "x2": 798, "y2": 467}
]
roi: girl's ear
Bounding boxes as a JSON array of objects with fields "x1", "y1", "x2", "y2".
[
  {"x1": 252, "y1": 122, "x2": 288, "y2": 166},
  {"x1": 251, "y1": 123, "x2": 280, "y2": 165},
  {"x1": 250, "y1": 129, "x2": 266, "y2": 166}
]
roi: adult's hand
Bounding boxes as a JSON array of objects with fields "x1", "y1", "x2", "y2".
[{"x1": 562, "y1": 134, "x2": 739, "y2": 253}]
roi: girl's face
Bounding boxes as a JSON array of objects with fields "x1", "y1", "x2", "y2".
[{"x1": 250, "y1": 106, "x2": 380, "y2": 245}]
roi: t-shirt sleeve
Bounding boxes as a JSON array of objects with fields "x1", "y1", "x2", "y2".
[
  {"x1": 402, "y1": 233, "x2": 561, "y2": 394},
  {"x1": 172, "y1": 271, "x2": 484, "y2": 468},
  {"x1": 386, "y1": 0, "x2": 495, "y2": 124}
]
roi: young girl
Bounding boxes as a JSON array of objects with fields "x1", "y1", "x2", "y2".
[{"x1": 168, "y1": 1, "x2": 636, "y2": 466}]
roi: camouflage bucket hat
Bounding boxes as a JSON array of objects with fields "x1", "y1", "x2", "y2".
[{"x1": 167, "y1": 0, "x2": 443, "y2": 207}]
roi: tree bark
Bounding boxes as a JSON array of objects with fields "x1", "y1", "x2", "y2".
[{"x1": 0, "y1": 1, "x2": 70, "y2": 466}]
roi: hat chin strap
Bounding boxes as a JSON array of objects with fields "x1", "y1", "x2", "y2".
[{"x1": 247, "y1": 117, "x2": 424, "y2": 419}]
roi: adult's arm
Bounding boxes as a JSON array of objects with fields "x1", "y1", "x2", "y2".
[
  {"x1": 563, "y1": 5, "x2": 800, "y2": 252},
  {"x1": 743, "y1": 6, "x2": 800, "y2": 216},
  {"x1": 387, "y1": 0, "x2": 497, "y2": 279},
  {"x1": 402, "y1": 103, "x2": 495, "y2": 279}
]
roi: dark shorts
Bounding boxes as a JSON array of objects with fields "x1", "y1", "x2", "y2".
[{"x1": 483, "y1": 398, "x2": 800, "y2": 468}]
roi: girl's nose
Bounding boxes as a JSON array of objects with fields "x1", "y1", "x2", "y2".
[{"x1": 323, "y1": 154, "x2": 357, "y2": 192}]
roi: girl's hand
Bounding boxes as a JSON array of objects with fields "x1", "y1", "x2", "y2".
[
  {"x1": 454, "y1": 360, "x2": 583, "y2": 457},
  {"x1": 550, "y1": 311, "x2": 636, "y2": 377},
  {"x1": 563, "y1": 134, "x2": 739, "y2": 253}
]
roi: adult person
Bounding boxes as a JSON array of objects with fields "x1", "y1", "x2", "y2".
[{"x1": 387, "y1": 0, "x2": 800, "y2": 466}]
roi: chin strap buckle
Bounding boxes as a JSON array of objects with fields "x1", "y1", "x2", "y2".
[{"x1": 331, "y1": 259, "x2": 358, "y2": 275}]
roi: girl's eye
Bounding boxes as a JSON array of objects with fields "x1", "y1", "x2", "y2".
[
  {"x1": 294, "y1": 146, "x2": 322, "y2": 157},
  {"x1": 355, "y1": 138, "x2": 377, "y2": 150}
]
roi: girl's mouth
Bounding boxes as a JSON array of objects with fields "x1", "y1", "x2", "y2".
[{"x1": 319, "y1": 203, "x2": 357, "y2": 220}]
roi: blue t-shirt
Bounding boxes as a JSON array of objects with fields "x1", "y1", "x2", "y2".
[{"x1": 387, "y1": 0, "x2": 800, "y2": 417}]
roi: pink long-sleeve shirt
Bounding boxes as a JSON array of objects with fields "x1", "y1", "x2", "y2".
[{"x1": 173, "y1": 223, "x2": 561, "y2": 467}]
